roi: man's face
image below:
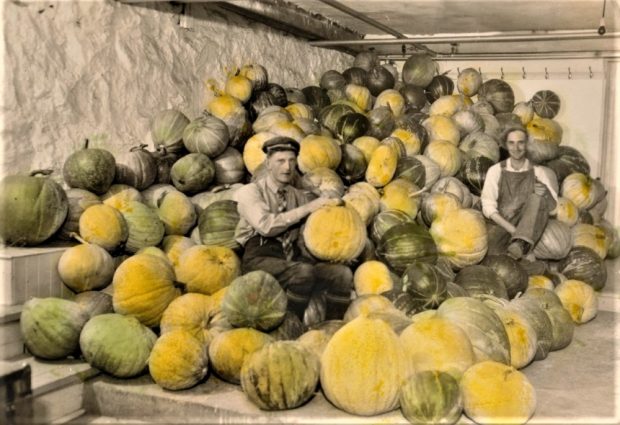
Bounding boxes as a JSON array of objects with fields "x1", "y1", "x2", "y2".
[
  {"x1": 506, "y1": 130, "x2": 527, "y2": 161},
  {"x1": 266, "y1": 150, "x2": 297, "y2": 185}
]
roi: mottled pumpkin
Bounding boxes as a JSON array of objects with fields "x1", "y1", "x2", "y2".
[
  {"x1": 157, "y1": 190, "x2": 197, "y2": 236},
  {"x1": 80, "y1": 313, "x2": 157, "y2": 378},
  {"x1": 303, "y1": 205, "x2": 367, "y2": 262},
  {"x1": 149, "y1": 329, "x2": 209, "y2": 390},
  {"x1": 379, "y1": 178, "x2": 421, "y2": 219},
  {"x1": 116, "y1": 201, "x2": 165, "y2": 253},
  {"x1": 63, "y1": 140, "x2": 117, "y2": 194},
  {"x1": 457, "y1": 68, "x2": 483, "y2": 96},
  {"x1": 79, "y1": 204, "x2": 128, "y2": 251},
  {"x1": 353, "y1": 260, "x2": 394, "y2": 296},
  {"x1": 461, "y1": 361, "x2": 536, "y2": 425},
  {"x1": 208, "y1": 327, "x2": 274, "y2": 384},
  {"x1": 176, "y1": 245, "x2": 240, "y2": 295},
  {"x1": 430, "y1": 208, "x2": 488, "y2": 269},
  {"x1": 320, "y1": 317, "x2": 408, "y2": 416},
  {"x1": 400, "y1": 371, "x2": 463, "y2": 425},
  {"x1": 112, "y1": 253, "x2": 180, "y2": 327},
  {"x1": 424, "y1": 140, "x2": 463, "y2": 178},
  {"x1": 20, "y1": 297, "x2": 90, "y2": 360},
  {"x1": 297, "y1": 134, "x2": 342, "y2": 174},
  {"x1": 57, "y1": 241, "x2": 115, "y2": 293}
]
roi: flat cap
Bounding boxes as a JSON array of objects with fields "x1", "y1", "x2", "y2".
[{"x1": 262, "y1": 136, "x2": 300, "y2": 155}]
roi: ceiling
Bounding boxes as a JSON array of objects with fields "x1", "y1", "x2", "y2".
[{"x1": 214, "y1": 0, "x2": 620, "y2": 59}]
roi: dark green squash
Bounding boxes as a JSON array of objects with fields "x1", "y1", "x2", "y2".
[
  {"x1": 197, "y1": 199, "x2": 241, "y2": 251},
  {"x1": 335, "y1": 113, "x2": 370, "y2": 144},
  {"x1": 366, "y1": 65, "x2": 395, "y2": 96},
  {"x1": 63, "y1": 139, "x2": 116, "y2": 194},
  {"x1": 545, "y1": 145, "x2": 591, "y2": 184},
  {"x1": 401, "y1": 53, "x2": 437, "y2": 88},
  {"x1": 366, "y1": 106, "x2": 396, "y2": 140},
  {"x1": 478, "y1": 79, "x2": 515, "y2": 113},
  {"x1": 267, "y1": 83, "x2": 288, "y2": 107},
  {"x1": 458, "y1": 155, "x2": 494, "y2": 196},
  {"x1": 337, "y1": 143, "x2": 367, "y2": 183},
  {"x1": 301, "y1": 86, "x2": 331, "y2": 114},
  {"x1": 170, "y1": 153, "x2": 215, "y2": 194},
  {"x1": 342, "y1": 67, "x2": 368, "y2": 86},
  {"x1": 400, "y1": 371, "x2": 463, "y2": 425},
  {"x1": 402, "y1": 262, "x2": 448, "y2": 309},
  {"x1": 376, "y1": 222, "x2": 438, "y2": 274},
  {"x1": 399, "y1": 84, "x2": 428, "y2": 112},
  {"x1": 425, "y1": 74, "x2": 454, "y2": 103},
  {"x1": 370, "y1": 209, "x2": 413, "y2": 245},
  {"x1": 557, "y1": 246, "x2": 607, "y2": 290},
  {"x1": 455, "y1": 265, "x2": 508, "y2": 299},
  {"x1": 531, "y1": 90, "x2": 561, "y2": 119},
  {"x1": 318, "y1": 103, "x2": 355, "y2": 135},
  {"x1": 320, "y1": 70, "x2": 347, "y2": 91},
  {"x1": 481, "y1": 255, "x2": 528, "y2": 299}
]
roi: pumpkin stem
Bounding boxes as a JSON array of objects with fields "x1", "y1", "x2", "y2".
[
  {"x1": 83, "y1": 138, "x2": 90, "y2": 149},
  {"x1": 29, "y1": 169, "x2": 54, "y2": 177},
  {"x1": 130, "y1": 144, "x2": 149, "y2": 152},
  {"x1": 69, "y1": 232, "x2": 89, "y2": 245}
]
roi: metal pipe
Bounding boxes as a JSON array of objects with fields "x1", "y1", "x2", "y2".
[
  {"x1": 309, "y1": 30, "x2": 620, "y2": 46},
  {"x1": 380, "y1": 51, "x2": 620, "y2": 61}
]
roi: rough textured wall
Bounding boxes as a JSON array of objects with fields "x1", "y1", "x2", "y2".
[{"x1": 1, "y1": 0, "x2": 352, "y2": 179}]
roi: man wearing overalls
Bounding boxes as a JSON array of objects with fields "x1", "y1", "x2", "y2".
[
  {"x1": 234, "y1": 136, "x2": 353, "y2": 322},
  {"x1": 481, "y1": 125, "x2": 558, "y2": 260}
]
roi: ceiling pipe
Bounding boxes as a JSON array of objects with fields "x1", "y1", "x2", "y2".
[
  {"x1": 309, "y1": 30, "x2": 620, "y2": 46},
  {"x1": 380, "y1": 51, "x2": 620, "y2": 61}
]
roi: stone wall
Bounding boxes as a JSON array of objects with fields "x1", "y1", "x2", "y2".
[{"x1": 1, "y1": 0, "x2": 352, "y2": 179}]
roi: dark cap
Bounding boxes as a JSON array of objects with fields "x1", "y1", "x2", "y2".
[{"x1": 262, "y1": 136, "x2": 300, "y2": 155}]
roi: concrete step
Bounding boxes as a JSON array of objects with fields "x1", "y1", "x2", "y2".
[{"x1": 82, "y1": 310, "x2": 618, "y2": 424}]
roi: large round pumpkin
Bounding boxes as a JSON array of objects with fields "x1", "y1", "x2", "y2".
[
  {"x1": 526, "y1": 117, "x2": 563, "y2": 163},
  {"x1": 116, "y1": 201, "x2": 165, "y2": 253},
  {"x1": 79, "y1": 313, "x2": 157, "y2": 378},
  {"x1": 320, "y1": 317, "x2": 408, "y2": 416},
  {"x1": 57, "y1": 241, "x2": 115, "y2": 293},
  {"x1": 197, "y1": 199, "x2": 241, "y2": 250},
  {"x1": 297, "y1": 134, "x2": 341, "y2": 174},
  {"x1": 114, "y1": 145, "x2": 157, "y2": 191},
  {"x1": 557, "y1": 246, "x2": 607, "y2": 290},
  {"x1": 480, "y1": 255, "x2": 528, "y2": 299},
  {"x1": 402, "y1": 53, "x2": 437, "y2": 87},
  {"x1": 531, "y1": 219, "x2": 573, "y2": 260},
  {"x1": 402, "y1": 261, "x2": 448, "y2": 310},
  {"x1": 399, "y1": 371, "x2": 463, "y2": 425},
  {"x1": 555, "y1": 279, "x2": 598, "y2": 324},
  {"x1": 63, "y1": 140, "x2": 116, "y2": 194},
  {"x1": 0, "y1": 171, "x2": 68, "y2": 246},
  {"x1": 183, "y1": 114, "x2": 229, "y2": 158},
  {"x1": 150, "y1": 109, "x2": 190, "y2": 152},
  {"x1": 561, "y1": 172, "x2": 606, "y2": 210},
  {"x1": 112, "y1": 253, "x2": 180, "y2": 327},
  {"x1": 176, "y1": 245, "x2": 240, "y2": 295},
  {"x1": 78, "y1": 204, "x2": 128, "y2": 252},
  {"x1": 170, "y1": 153, "x2": 215, "y2": 194},
  {"x1": 430, "y1": 208, "x2": 488, "y2": 269},
  {"x1": 20, "y1": 297, "x2": 90, "y2": 360}
]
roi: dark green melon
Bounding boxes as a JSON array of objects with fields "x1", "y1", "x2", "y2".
[
  {"x1": 395, "y1": 156, "x2": 426, "y2": 188},
  {"x1": 402, "y1": 262, "x2": 448, "y2": 310},
  {"x1": 319, "y1": 103, "x2": 355, "y2": 135},
  {"x1": 425, "y1": 74, "x2": 454, "y2": 103},
  {"x1": 455, "y1": 265, "x2": 508, "y2": 299},
  {"x1": 370, "y1": 209, "x2": 413, "y2": 246},
  {"x1": 458, "y1": 155, "x2": 494, "y2": 196},
  {"x1": 63, "y1": 139, "x2": 116, "y2": 194},
  {"x1": 557, "y1": 246, "x2": 607, "y2": 290},
  {"x1": 481, "y1": 254, "x2": 529, "y2": 299},
  {"x1": 400, "y1": 370, "x2": 463, "y2": 425},
  {"x1": 337, "y1": 143, "x2": 367, "y2": 183},
  {"x1": 478, "y1": 79, "x2": 515, "y2": 113},
  {"x1": 376, "y1": 222, "x2": 438, "y2": 274},
  {"x1": 335, "y1": 113, "x2": 370, "y2": 144}
]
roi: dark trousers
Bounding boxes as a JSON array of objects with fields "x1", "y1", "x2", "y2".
[{"x1": 242, "y1": 236, "x2": 353, "y2": 321}]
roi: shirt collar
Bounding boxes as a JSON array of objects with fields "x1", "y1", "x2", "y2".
[{"x1": 507, "y1": 158, "x2": 530, "y2": 171}]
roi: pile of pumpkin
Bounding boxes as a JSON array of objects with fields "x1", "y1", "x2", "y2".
[{"x1": 3, "y1": 50, "x2": 619, "y2": 425}]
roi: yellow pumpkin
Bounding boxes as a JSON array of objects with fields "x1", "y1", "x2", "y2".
[
  {"x1": 420, "y1": 192, "x2": 462, "y2": 226},
  {"x1": 429, "y1": 94, "x2": 469, "y2": 117},
  {"x1": 207, "y1": 94, "x2": 244, "y2": 120},
  {"x1": 302, "y1": 205, "x2": 366, "y2": 262},
  {"x1": 343, "y1": 294, "x2": 395, "y2": 322},
  {"x1": 157, "y1": 190, "x2": 197, "y2": 236},
  {"x1": 160, "y1": 292, "x2": 225, "y2": 345},
  {"x1": 57, "y1": 241, "x2": 115, "y2": 293},
  {"x1": 161, "y1": 235, "x2": 196, "y2": 271},
  {"x1": 485, "y1": 305, "x2": 537, "y2": 369},
  {"x1": 353, "y1": 260, "x2": 394, "y2": 296},
  {"x1": 224, "y1": 75, "x2": 253, "y2": 103},
  {"x1": 135, "y1": 246, "x2": 170, "y2": 264},
  {"x1": 297, "y1": 134, "x2": 342, "y2": 174},
  {"x1": 561, "y1": 172, "x2": 606, "y2": 210},
  {"x1": 389, "y1": 128, "x2": 422, "y2": 157},
  {"x1": 526, "y1": 116, "x2": 563, "y2": 163},
  {"x1": 345, "y1": 83, "x2": 372, "y2": 111},
  {"x1": 252, "y1": 108, "x2": 291, "y2": 134},
  {"x1": 528, "y1": 275, "x2": 555, "y2": 291},
  {"x1": 112, "y1": 253, "x2": 180, "y2": 327},
  {"x1": 572, "y1": 223, "x2": 609, "y2": 259},
  {"x1": 320, "y1": 317, "x2": 409, "y2": 416},
  {"x1": 342, "y1": 189, "x2": 379, "y2": 226},
  {"x1": 379, "y1": 178, "x2": 421, "y2": 219},
  {"x1": 374, "y1": 89, "x2": 405, "y2": 117},
  {"x1": 554, "y1": 197, "x2": 579, "y2": 227},
  {"x1": 242, "y1": 131, "x2": 276, "y2": 175},
  {"x1": 555, "y1": 279, "x2": 598, "y2": 324},
  {"x1": 101, "y1": 184, "x2": 143, "y2": 210},
  {"x1": 352, "y1": 136, "x2": 381, "y2": 163},
  {"x1": 424, "y1": 140, "x2": 463, "y2": 177},
  {"x1": 461, "y1": 361, "x2": 536, "y2": 424},
  {"x1": 365, "y1": 144, "x2": 399, "y2": 187},
  {"x1": 148, "y1": 329, "x2": 209, "y2": 390},
  {"x1": 430, "y1": 208, "x2": 488, "y2": 269},
  {"x1": 268, "y1": 120, "x2": 305, "y2": 143},
  {"x1": 422, "y1": 115, "x2": 461, "y2": 145},
  {"x1": 399, "y1": 315, "x2": 475, "y2": 380},
  {"x1": 285, "y1": 103, "x2": 315, "y2": 121},
  {"x1": 208, "y1": 327, "x2": 274, "y2": 384},
  {"x1": 79, "y1": 204, "x2": 128, "y2": 251},
  {"x1": 176, "y1": 245, "x2": 240, "y2": 295}
]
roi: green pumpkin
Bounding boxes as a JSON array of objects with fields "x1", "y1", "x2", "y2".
[
  {"x1": 150, "y1": 109, "x2": 190, "y2": 153},
  {"x1": 370, "y1": 209, "x2": 413, "y2": 245},
  {"x1": 478, "y1": 79, "x2": 515, "y2": 113},
  {"x1": 240, "y1": 341, "x2": 320, "y2": 411},
  {"x1": 402, "y1": 53, "x2": 437, "y2": 87},
  {"x1": 455, "y1": 265, "x2": 508, "y2": 300},
  {"x1": 557, "y1": 246, "x2": 607, "y2": 291},
  {"x1": 402, "y1": 262, "x2": 448, "y2": 310},
  {"x1": 117, "y1": 201, "x2": 165, "y2": 253},
  {"x1": 63, "y1": 139, "x2": 116, "y2": 194},
  {"x1": 74, "y1": 291, "x2": 114, "y2": 318},
  {"x1": 0, "y1": 171, "x2": 68, "y2": 246},
  {"x1": 182, "y1": 114, "x2": 229, "y2": 158},
  {"x1": 400, "y1": 371, "x2": 463, "y2": 425},
  {"x1": 376, "y1": 222, "x2": 438, "y2": 274},
  {"x1": 337, "y1": 143, "x2": 367, "y2": 184},
  {"x1": 197, "y1": 199, "x2": 240, "y2": 250},
  {"x1": 222, "y1": 270, "x2": 288, "y2": 331},
  {"x1": 20, "y1": 297, "x2": 90, "y2": 360},
  {"x1": 170, "y1": 153, "x2": 215, "y2": 194},
  {"x1": 481, "y1": 255, "x2": 529, "y2": 299},
  {"x1": 79, "y1": 313, "x2": 157, "y2": 378},
  {"x1": 335, "y1": 113, "x2": 370, "y2": 144},
  {"x1": 318, "y1": 103, "x2": 355, "y2": 135}
]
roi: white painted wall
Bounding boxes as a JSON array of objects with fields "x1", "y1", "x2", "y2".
[{"x1": 0, "y1": 0, "x2": 352, "y2": 180}]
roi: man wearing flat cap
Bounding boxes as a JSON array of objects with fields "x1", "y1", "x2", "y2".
[{"x1": 234, "y1": 136, "x2": 353, "y2": 322}]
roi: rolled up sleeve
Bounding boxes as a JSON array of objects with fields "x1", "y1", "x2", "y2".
[{"x1": 480, "y1": 163, "x2": 501, "y2": 219}]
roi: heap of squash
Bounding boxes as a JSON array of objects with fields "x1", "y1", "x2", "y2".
[{"x1": 5, "y1": 51, "x2": 619, "y2": 425}]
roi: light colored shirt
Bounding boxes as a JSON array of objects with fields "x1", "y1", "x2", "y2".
[
  {"x1": 480, "y1": 159, "x2": 558, "y2": 219},
  {"x1": 233, "y1": 174, "x2": 313, "y2": 246}
]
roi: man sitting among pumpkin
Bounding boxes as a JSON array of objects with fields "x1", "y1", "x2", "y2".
[
  {"x1": 481, "y1": 125, "x2": 558, "y2": 260},
  {"x1": 234, "y1": 136, "x2": 353, "y2": 322}
]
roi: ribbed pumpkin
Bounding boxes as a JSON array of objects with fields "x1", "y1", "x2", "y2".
[
  {"x1": 222, "y1": 270, "x2": 287, "y2": 331},
  {"x1": 303, "y1": 205, "x2": 367, "y2": 262},
  {"x1": 555, "y1": 279, "x2": 598, "y2": 324},
  {"x1": 320, "y1": 317, "x2": 408, "y2": 416},
  {"x1": 170, "y1": 153, "x2": 215, "y2": 194},
  {"x1": 557, "y1": 246, "x2": 607, "y2": 290},
  {"x1": 149, "y1": 329, "x2": 209, "y2": 390},
  {"x1": 160, "y1": 293, "x2": 227, "y2": 345},
  {"x1": 59, "y1": 188, "x2": 102, "y2": 240},
  {"x1": 241, "y1": 341, "x2": 320, "y2": 411},
  {"x1": 116, "y1": 201, "x2": 165, "y2": 253},
  {"x1": 402, "y1": 53, "x2": 437, "y2": 87},
  {"x1": 478, "y1": 79, "x2": 515, "y2": 113},
  {"x1": 453, "y1": 110, "x2": 485, "y2": 137},
  {"x1": 337, "y1": 143, "x2": 367, "y2": 183},
  {"x1": 183, "y1": 114, "x2": 229, "y2": 157},
  {"x1": 150, "y1": 109, "x2": 190, "y2": 152},
  {"x1": 400, "y1": 371, "x2": 463, "y2": 425},
  {"x1": 531, "y1": 219, "x2": 573, "y2": 260},
  {"x1": 457, "y1": 68, "x2": 483, "y2": 96},
  {"x1": 370, "y1": 209, "x2": 412, "y2": 245},
  {"x1": 424, "y1": 140, "x2": 463, "y2": 178},
  {"x1": 155, "y1": 190, "x2": 196, "y2": 236},
  {"x1": 422, "y1": 115, "x2": 461, "y2": 145},
  {"x1": 114, "y1": 145, "x2": 157, "y2": 190},
  {"x1": 63, "y1": 140, "x2": 116, "y2": 194},
  {"x1": 78, "y1": 204, "x2": 128, "y2": 251},
  {"x1": 531, "y1": 90, "x2": 561, "y2": 119},
  {"x1": 197, "y1": 199, "x2": 240, "y2": 250},
  {"x1": 437, "y1": 297, "x2": 511, "y2": 364},
  {"x1": 345, "y1": 83, "x2": 372, "y2": 111},
  {"x1": 389, "y1": 128, "x2": 422, "y2": 156},
  {"x1": 320, "y1": 69, "x2": 347, "y2": 90},
  {"x1": 102, "y1": 184, "x2": 144, "y2": 210},
  {"x1": 513, "y1": 101, "x2": 535, "y2": 125},
  {"x1": 458, "y1": 155, "x2": 494, "y2": 196},
  {"x1": 379, "y1": 178, "x2": 421, "y2": 219},
  {"x1": 57, "y1": 239, "x2": 115, "y2": 293},
  {"x1": 335, "y1": 113, "x2": 369, "y2": 144},
  {"x1": 353, "y1": 260, "x2": 394, "y2": 296},
  {"x1": 208, "y1": 328, "x2": 274, "y2": 384},
  {"x1": 301, "y1": 167, "x2": 345, "y2": 198},
  {"x1": 553, "y1": 197, "x2": 579, "y2": 227},
  {"x1": 480, "y1": 255, "x2": 528, "y2": 299},
  {"x1": 366, "y1": 65, "x2": 395, "y2": 96},
  {"x1": 419, "y1": 192, "x2": 461, "y2": 227},
  {"x1": 176, "y1": 245, "x2": 240, "y2": 295},
  {"x1": 20, "y1": 297, "x2": 90, "y2": 360},
  {"x1": 561, "y1": 172, "x2": 606, "y2": 210},
  {"x1": 366, "y1": 106, "x2": 396, "y2": 140},
  {"x1": 75, "y1": 291, "x2": 114, "y2": 318},
  {"x1": 460, "y1": 132, "x2": 500, "y2": 164},
  {"x1": 79, "y1": 313, "x2": 157, "y2": 378},
  {"x1": 461, "y1": 361, "x2": 536, "y2": 425},
  {"x1": 400, "y1": 315, "x2": 475, "y2": 380},
  {"x1": 376, "y1": 222, "x2": 437, "y2": 273},
  {"x1": 112, "y1": 253, "x2": 180, "y2": 327},
  {"x1": 0, "y1": 171, "x2": 68, "y2": 246},
  {"x1": 455, "y1": 265, "x2": 508, "y2": 299},
  {"x1": 242, "y1": 131, "x2": 274, "y2": 174},
  {"x1": 365, "y1": 144, "x2": 399, "y2": 187},
  {"x1": 425, "y1": 74, "x2": 455, "y2": 103},
  {"x1": 430, "y1": 208, "x2": 487, "y2": 269},
  {"x1": 297, "y1": 134, "x2": 341, "y2": 173}
]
